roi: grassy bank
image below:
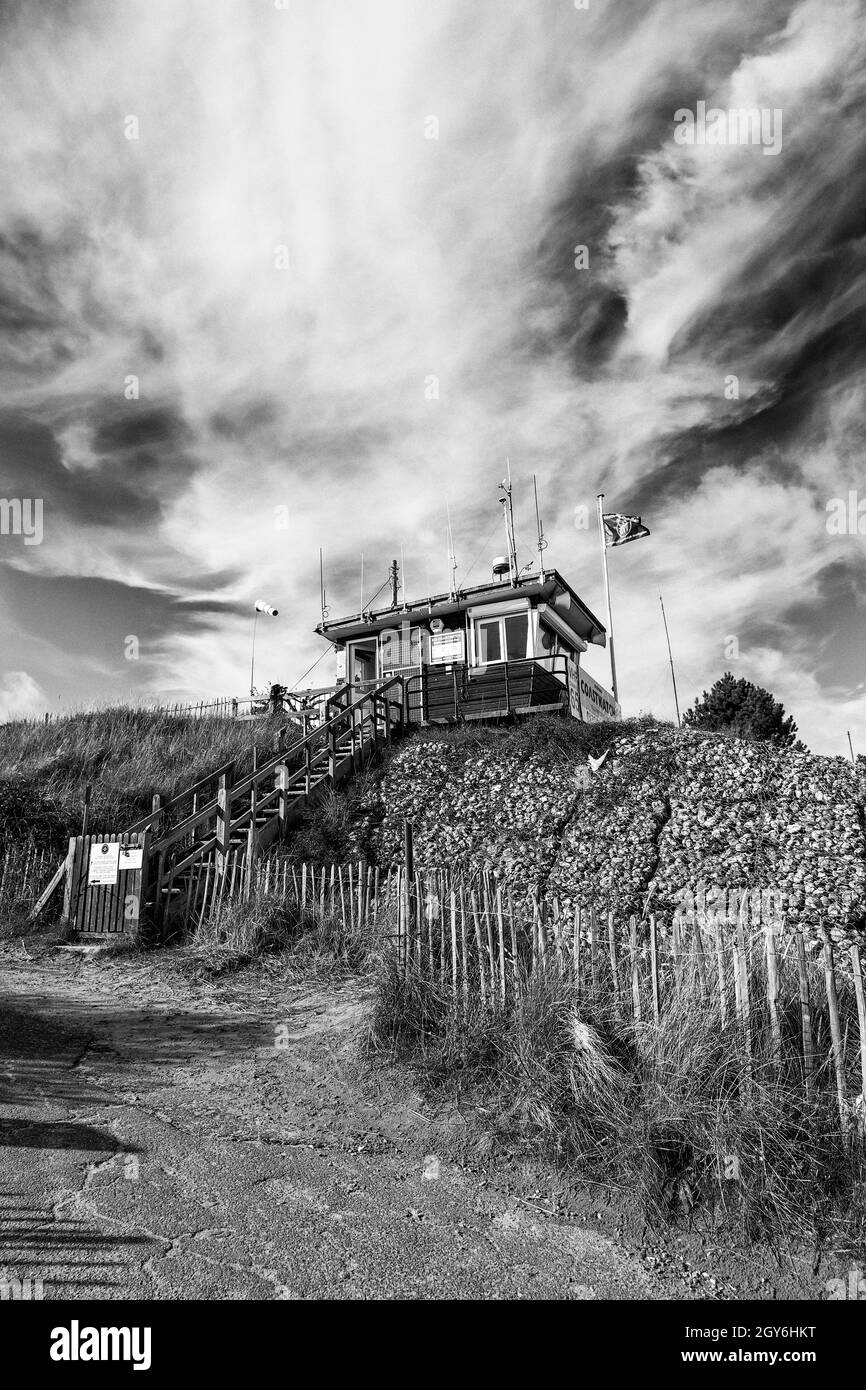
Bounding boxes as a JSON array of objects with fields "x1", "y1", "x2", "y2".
[
  {"x1": 367, "y1": 950, "x2": 866, "y2": 1255},
  {"x1": 0, "y1": 707, "x2": 293, "y2": 851},
  {"x1": 179, "y1": 883, "x2": 386, "y2": 980}
]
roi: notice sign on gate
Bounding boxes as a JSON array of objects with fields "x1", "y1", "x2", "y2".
[
  {"x1": 88, "y1": 841, "x2": 120, "y2": 885},
  {"x1": 118, "y1": 846, "x2": 143, "y2": 871}
]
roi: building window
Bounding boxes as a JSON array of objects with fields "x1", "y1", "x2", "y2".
[
  {"x1": 380, "y1": 625, "x2": 426, "y2": 671},
  {"x1": 475, "y1": 612, "x2": 528, "y2": 664}
]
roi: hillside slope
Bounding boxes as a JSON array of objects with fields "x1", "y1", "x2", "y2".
[{"x1": 0, "y1": 709, "x2": 286, "y2": 851}]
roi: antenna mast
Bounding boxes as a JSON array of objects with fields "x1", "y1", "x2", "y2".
[
  {"x1": 319, "y1": 548, "x2": 329, "y2": 624},
  {"x1": 533, "y1": 473, "x2": 548, "y2": 577},
  {"x1": 499, "y1": 457, "x2": 519, "y2": 586},
  {"x1": 446, "y1": 502, "x2": 458, "y2": 600}
]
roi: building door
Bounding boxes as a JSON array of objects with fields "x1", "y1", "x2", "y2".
[{"x1": 347, "y1": 639, "x2": 377, "y2": 688}]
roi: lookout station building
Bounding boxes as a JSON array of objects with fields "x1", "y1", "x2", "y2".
[{"x1": 315, "y1": 560, "x2": 620, "y2": 725}]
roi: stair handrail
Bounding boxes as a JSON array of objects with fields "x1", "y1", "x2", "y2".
[
  {"x1": 124, "y1": 756, "x2": 238, "y2": 836},
  {"x1": 147, "y1": 675, "x2": 405, "y2": 857},
  {"x1": 230, "y1": 675, "x2": 404, "y2": 801}
]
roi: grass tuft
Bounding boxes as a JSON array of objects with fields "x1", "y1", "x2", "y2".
[{"x1": 367, "y1": 951, "x2": 866, "y2": 1250}]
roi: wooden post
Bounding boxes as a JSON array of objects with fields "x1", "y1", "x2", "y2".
[
  {"x1": 649, "y1": 913, "x2": 660, "y2": 1024},
  {"x1": 215, "y1": 765, "x2": 233, "y2": 876},
  {"x1": 404, "y1": 820, "x2": 415, "y2": 966},
  {"x1": 573, "y1": 903, "x2": 581, "y2": 992},
  {"x1": 60, "y1": 836, "x2": 78, "y2": 932},
  {"x1": 693, "y1": 923, "x2": 708, "y2": 1003},
  {"x1": 764, "y1": 917, "x2": 782, "y2": 1068},
  {"x1": 470, "y1": 889, "x2": 487, "y2": 1003},
  {"x1": 552, "y1": 896, "x2": 564, "y2": 975},
  {"x1": 823, "y1": 932, "x2": 848, "y2": 1129},
  {"x1": 590, "y1": 906, "x2": 599, "y2": 993},
  {"x1": 450, "y1": 888, "x2": 458, "y2": 1001},
  {"x1": 795, "y1": 931, "x2": 814, "y2": 1098},
  {"x1": 713, "y1": 917, "x2": 728, "y2": 1026},
  {"x1": 629, "y1": 914, "x2": 641, "y2": 1021},
  {"x1": 246, "y1": 779, "x2": 258, "y2": 898},
  {"x1": 276, "y1": 764, "x2": 289, "y2": 838},
  {"x1": 537, "y1": 896, "x2": 547, "y2": 970},
  {"x1": 607, "y1": 911, "x2": 619, "y2": 1007},
  {"x1": 736, "y1": 913, "x2": 752, "y2": 1088},
  {"x1": 460, "y1": 888, "x2": 469, "y2": 1009},
  {"x1": 495, "y1": 886, "x2": 507, "y2": 1004},
  {"x1": 81, "y1": 784, "x2": 92, "y2": 838},
  {"x1": 508, "y1": 887, "x2": 519, "y2": 992},
  {"x1": 484, "y1": 884, "x2": 497, "y2": 989},
  {"x1": 849, "y1": 941, "x2": 866, "y2": 1117}
]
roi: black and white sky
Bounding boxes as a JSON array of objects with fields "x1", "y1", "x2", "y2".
[{"x1": 1, "y1": 0, "x2": 864, "y2": 752}]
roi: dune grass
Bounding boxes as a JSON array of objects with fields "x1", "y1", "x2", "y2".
[
  {"x1": 367, "y1": 949, "x2": 866, "y2": 1252},
  {"x1": 182, "y1": 882, "x2": 385, "y2": 980},
  {"x1": 0, "y1": 707, "x2": 295, "y2": 851}
]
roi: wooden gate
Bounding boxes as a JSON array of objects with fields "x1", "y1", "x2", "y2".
[{"x1": 61, "y1": 831, "x2": 150, "y2": 939}]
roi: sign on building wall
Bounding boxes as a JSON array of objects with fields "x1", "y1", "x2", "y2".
[
  {"x1": 566, "y1": 658, "x2": 582, "y2": 719},
  {"x1": 567, "y1": 660, "x2": 621, "y2": 723},
  {"x1": 430, "y1": 630, "x2": 465, "y2": 664}
]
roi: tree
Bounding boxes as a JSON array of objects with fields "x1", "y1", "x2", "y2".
[{"x1": 683, "y1": 673, "x2": 801, "y2": 749}]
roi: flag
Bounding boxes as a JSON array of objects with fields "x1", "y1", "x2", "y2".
[{"x1": 602, "y1": 512, "x2": 650, "y2": 547}]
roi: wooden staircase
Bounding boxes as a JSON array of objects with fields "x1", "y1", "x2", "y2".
[{"x1": 124, "y1": 675, "x2": 406, "y2": 930}]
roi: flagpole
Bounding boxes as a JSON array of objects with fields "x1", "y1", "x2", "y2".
[
  {"x1": 596, "y1": 494, "x2": 618, "y2": 703},
  {"x1": 659, "y1": 592, "x2": 681, "y2": 728}
]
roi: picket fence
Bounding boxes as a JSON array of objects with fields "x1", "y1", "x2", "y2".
[{"x1": 0, "y1": 843, "x2": 58, "y2": 913}]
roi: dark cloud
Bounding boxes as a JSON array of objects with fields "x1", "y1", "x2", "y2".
[
  {"x1": 0, "y1": 408, "x2": 198, "y2": 527},
  {"x1": 0, "y1": 562, "x2": 244, "y2": 672}
]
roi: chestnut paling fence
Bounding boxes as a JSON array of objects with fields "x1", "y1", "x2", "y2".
[
  {"x1": 0, "y1": 844, "x2": 60, "y2": 916},
  {"x1": 198, "y1": 849, "x2": 866, "y2": 1129},
  {"x1": 4, "y1": 831, "x2": 865, "y2": 1131}
]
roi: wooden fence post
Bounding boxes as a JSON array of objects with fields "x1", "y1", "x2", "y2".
[
  {"x1": 795, "y1": 931, "x2": 814, "y2": 1098},
  {"x1": 823, "y1": 931, "x2": 848, "y2": 1130},
  {"x1": 713, "y1": 917, "x2": 728, "y2": 1026},
  {"x1": 470, "y1": 889, "x2": 487, "y2": 1004},
  {"x1": 649, "y1": 913, "x2": 660, "y2": 1023},
  {"x1": 573, "y1": 903, "x2": 581, "y2": 992},
  {"x1": 765, "y1": 915, "x2": 782, "y2": 1067},
  {"x1": 607, "y1": 912, "x2": 619, "y2": 1007},
  {"x1": 589, "y1": 906, "x2": 600, "y2": 993},
  {"x1": 496, "y1": 886, "x2": 507, "y2": 1004},
  {"x1": 629, "y1": 914, "x2": 641, "y2": 1021},
  {"x1": 850, "y1": 941, "x2": 866, "y2": 1118},
  {"x1": 215, "y1": 764, "x2": 234, "y2": 876},
  {"x1": 403, "y1": 820, "x2": 415, "y2": 969},
  {"x1": 450, "y1": 887, "x2": 458, "y2": 1002}
]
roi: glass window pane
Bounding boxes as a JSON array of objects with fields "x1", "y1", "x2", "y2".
[
  {"x1": 504, "y1": 614, "x2": 528, "y2": 660},
  {"x1": 477, "y1": 620, "x2": 501, "y2": 662}
]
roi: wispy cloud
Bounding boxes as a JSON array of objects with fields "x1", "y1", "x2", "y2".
[{"x1": 0, "y1": 0, "x2": 864, "y2": 751}]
